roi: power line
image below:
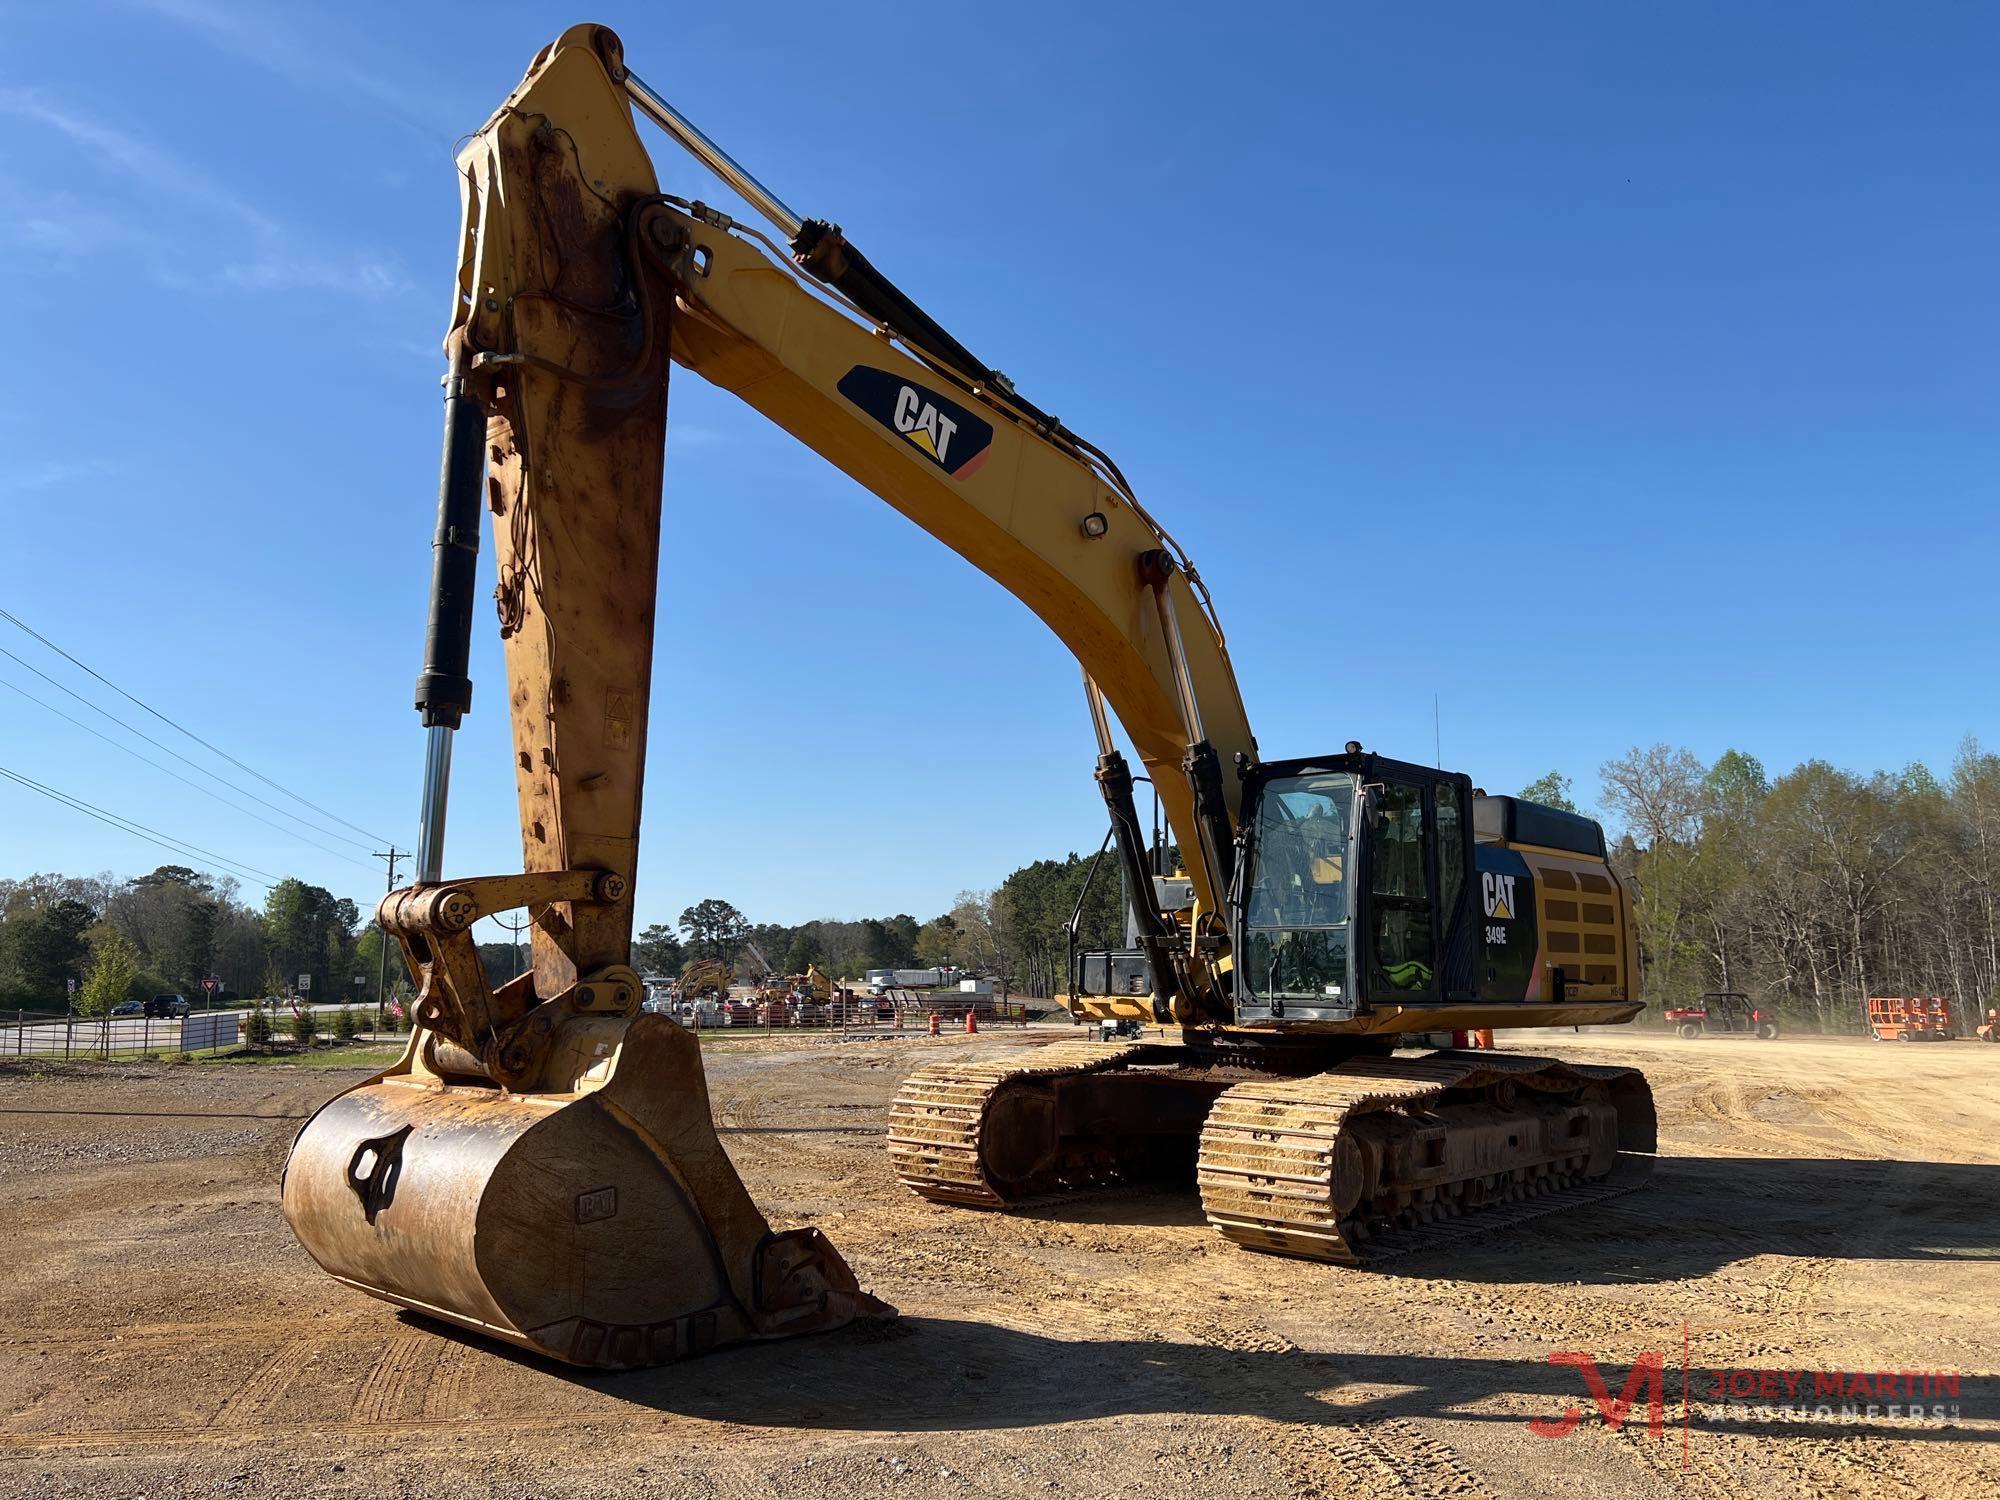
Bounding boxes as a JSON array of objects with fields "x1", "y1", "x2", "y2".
[
  {"x1": 0, "y1": 607, "x2": 390, "y2": 845},
  {"x1": 0, "y1": 642, "x2": 377, "y2": 855},
  {"x1": 372, "y1": 846, "x2": 404, "y2": 1023},
  {"x1": 0, "y1": 763, "x2": 278, "y2": 889},
  {"x1": 0, "y1": 673, "x2": 378, "y2": 872}
]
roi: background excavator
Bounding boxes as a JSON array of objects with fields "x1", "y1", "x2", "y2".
[
  {"x1": 677, "y1": 956, "x2": 732, "y2": 1000},
  {"x1": 283, "y1": 23, "x2": 1656, "y2": 1371}
]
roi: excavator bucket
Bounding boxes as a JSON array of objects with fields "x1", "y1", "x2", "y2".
[{"x1": 284, "y1": 1002, "x2": 886, "y2": 1369}]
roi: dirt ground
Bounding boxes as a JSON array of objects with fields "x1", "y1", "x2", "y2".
[{"x1": 1, "y1": 1026, "x2": 1994, "y2": 1498}]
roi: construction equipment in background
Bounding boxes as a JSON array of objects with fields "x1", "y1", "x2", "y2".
[
  {"x1": 866, "y1": 967, "x2": 961, "y2": 995},
  {"x1": 1977, "y1": 1009, "x2": 1999, "y2": 1043},
  {"x1": 284, "y1": 23, "x2": 1657, "y2": 1367},
  {"x1": 1665, "y1": 992, "x2": 1779, "y2": 1040},
  {"x1": 1867, "y1": 996, "x2": 1957, "y2": 1042},
  {"x1": 750, "y1": 960, "x2": 826, "y2": 1025},
  {"x1": 678, "y1": 957, "x2": 734, "y2": 1000},
  {"x1": 742, "y1": 941, "x2": 792, "y2": 1024}
]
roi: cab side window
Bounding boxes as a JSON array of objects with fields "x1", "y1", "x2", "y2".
[
  {"x1": 1368, "y1": 780, "x2": 1435, "y2": 995},
  {"x1": 1370, "y1": 782, "x2": 1427, "y2": 899},
  {"x1": 1435, "y1": 782, "x2": 1465, "y2": 922}
]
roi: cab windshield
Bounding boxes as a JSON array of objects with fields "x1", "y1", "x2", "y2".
[{"x1": 1241, "y1": 772, "x2": 1354, "y2": 1004}]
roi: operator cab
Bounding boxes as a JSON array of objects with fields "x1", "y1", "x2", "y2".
[
  {"x1": 1231, "y1": 751, "x2": 1476, "y2": 1024},
  {"x1": 1070, "y1": 748, "x2": 1625, "y2": 1024}
]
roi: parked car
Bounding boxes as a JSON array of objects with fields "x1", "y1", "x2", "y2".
[
  {"x1": 144, "y1": 993, "x2": 191, "y2": 1018},
  {"x1": 110, "y1": 999, "x2": 145, "y2": 1017}
]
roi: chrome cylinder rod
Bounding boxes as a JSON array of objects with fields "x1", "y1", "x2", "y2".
[
  {"x1": 1081, "y1": 669, "x2": 1116, "y2": 757},
  {"x1": 623, "y1": 70, "x2": 804, "y2": 239},
  {"x1": 415, "y1": 724, "x2": 453, "y2": 883},
  {"x1": 1150, "y1": 582, "x2": 1207, "y2": 748}
]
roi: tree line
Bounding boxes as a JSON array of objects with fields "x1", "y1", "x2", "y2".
[
  {"x1": 1522, "y1": 739, "x2": 2000, "y2": 1032},
  {"x1": 0, "y1": 866, "x2": 389, "y2": 1015},
  {"x1": 12, "y1": 737, "x2": 1995, "y2": 1030},
  {"x1": 564, "y1": 851, "x2": 1126, "y2": 1001}
]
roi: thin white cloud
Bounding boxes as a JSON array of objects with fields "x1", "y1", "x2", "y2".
[
  {"x1": 0, "y1": 458, "x2": 122, "y2": 495},
  {"x1": 358, "y1": 334, "x2": 448, "y2": 364},
  {"x1": 0, "y1": 90, "x2": 280, "y2": 235},
  {"x1": 667, "y1": 425, "x2": 737, "y2": 451},
  {"x1": 0, "y1": 89, "x2": 410, "y2": 299},
  {"x1": 120, "y1": 0, "x2": 461, "y2": 138}
]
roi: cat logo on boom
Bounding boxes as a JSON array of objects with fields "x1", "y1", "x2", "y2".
[
  {"x1": 894, "y1": 385, "x2": 958, "y2": 462},
  {"x1": 836, "y1": 365, "x2": 995, "y2": 480}
]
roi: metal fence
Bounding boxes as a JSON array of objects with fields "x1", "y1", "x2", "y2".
[
  {"x1": 643, "y1": 991, "x2": 1029, "y2": 1033},
  {"x1": 2, "y1": 1011, "x2": 240, "y2": 1059}
]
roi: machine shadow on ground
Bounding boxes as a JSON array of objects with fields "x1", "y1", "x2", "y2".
[
  {"x1": 988, "y1": 1155, "x2": 2000, "y2": 1285},
  {"x1": 409, "y1": 1313, "x2": 1993, "y2": 1445}
]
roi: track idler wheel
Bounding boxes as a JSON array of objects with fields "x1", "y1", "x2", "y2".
[{"x1": 282, "y1": 1012, "x2": 888, "y2": 1369}]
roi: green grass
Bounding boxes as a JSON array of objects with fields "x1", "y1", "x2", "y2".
[
  {"x1": 197, "y1": 1042, "x2": 408, "y2": 1069},
  {"x1": 1, "y1": 1045, "x2": 235, "y2": 1066}
]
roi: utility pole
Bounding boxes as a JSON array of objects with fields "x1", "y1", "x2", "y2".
[
  {"x1": 495, "y1": 910, "x2": 529, "y2": 980},
  {"x1": 372, "y1": 846, "x2": 404, "y2": 1030}
]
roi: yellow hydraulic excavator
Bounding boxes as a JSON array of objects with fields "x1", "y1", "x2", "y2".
[
  {"x1": 677, "y1": 957, "x2": 732, "y2": 1000},
  {"x1": 283, "y1": 23, "x2": 1656, "y2": 1370}
]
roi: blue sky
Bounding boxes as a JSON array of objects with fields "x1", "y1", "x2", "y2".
[{"x1": 2, "y1": 1, "x2": 1994, "y2": 932}]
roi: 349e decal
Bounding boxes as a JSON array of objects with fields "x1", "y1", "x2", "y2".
[{"x1": 836, "y1": 366, "x2": 994, "y2": 479}]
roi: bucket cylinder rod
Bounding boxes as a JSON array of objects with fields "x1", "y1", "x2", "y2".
[{"x1": 412, "y1": 342, "x2": 487, "y2": 882}]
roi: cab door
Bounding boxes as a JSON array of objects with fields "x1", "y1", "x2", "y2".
[{"x1": 1360, "y1": 778, "x2": 1440, "y2": 1001}]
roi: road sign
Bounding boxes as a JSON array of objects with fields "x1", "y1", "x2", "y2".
[
  {"x1": 202, "y1": 978, "x2": 221, "y2": 996},
  {"x1": 352, "y1": 975, "x2": 365, "y2": 986},
  {"x1": 297, "y1": 974, "x2": 311, "y2": 993},
  {"x1": 65, "y1": 978, "x2": 77, "y2": 995}
]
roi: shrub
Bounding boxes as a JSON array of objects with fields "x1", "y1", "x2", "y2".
[
  {"x1": 288, "y1": 1006, "x2": 318, "y2": 1047},
  {"x1": 333, "y1": 1007, "x2": 360, "y2": 1042},
  {"x1": 80, "y1": 932, "x2": 140, "y2": 1018},
  {"x1": 244, "y1": 1006, "x2": 272, "y2": 1046},
  {"x1": 168, "y1": 1051, "x2": 192, "y2": 1066}
]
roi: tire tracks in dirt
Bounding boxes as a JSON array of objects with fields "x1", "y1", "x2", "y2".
[
  {"x1": 0, "y1": 1314, "x2": 371, "y2": 1353},
  {"x1": 351, "y1": 1329, "x2": 442, "y2": 1424},
  {"x1": 1268, "y1": 1414, "x2": 1491, "y2": 1500},
  {"x1": 207, "y1": 1339, "x2": 320, "y2": 1427},
  {"x1": 1128, "y1": 1307, "x2": 1493, "y2": 1498},
  {"x1": 1686, "y1": 1078, "x2": 1860, "y2": 1160},
  {"x1": 0, "y1": 1410, "x2": 646, "y2": 1456}
]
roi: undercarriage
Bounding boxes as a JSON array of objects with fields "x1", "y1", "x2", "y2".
[{"x1": 889, "y1": 1038, "x2": 1656, "y2": 1263}]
